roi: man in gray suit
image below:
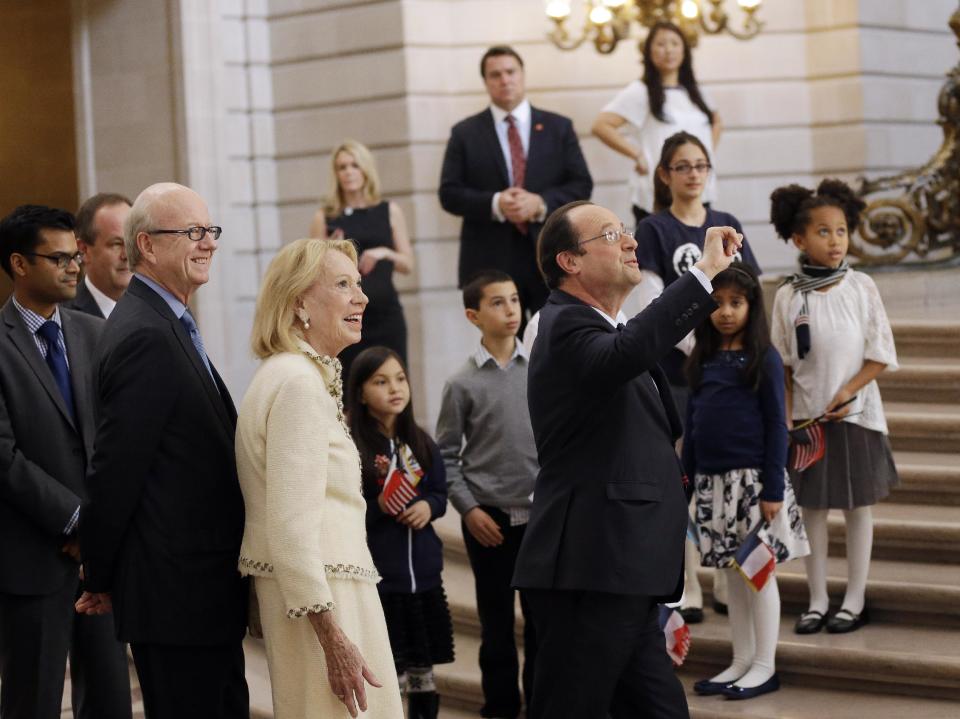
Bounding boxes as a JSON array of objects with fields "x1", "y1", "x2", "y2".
[{"x1": 0, "y1": 205, "x2": 131, "y2": 718}]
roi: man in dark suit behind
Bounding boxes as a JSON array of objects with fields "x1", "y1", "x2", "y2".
[
  {"x1": 77, "y1": 183, "x2": 249, "y2": 719},
  {"x1": 512, "y1": 201, "x2": 741, "y2": 718},
  {"x1": 0, "y1": 205, "x2": 131, "y2": 719},
  {"x1": 66, "y1": 193, "x2": 133, "y2": 319},
  {"x1": 439, "y1": 45, "x2": 593, "y2": 328}
]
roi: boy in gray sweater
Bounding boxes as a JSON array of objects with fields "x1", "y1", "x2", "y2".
[{"x1": 436, "y1": 270, "x2": 538, "y2": 719}]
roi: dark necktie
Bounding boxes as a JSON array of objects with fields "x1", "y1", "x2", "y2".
[
  {"x1": 179, "y1": 309, "x2": 215, "y2": 383},
  {"x1": 506, "y1": 114, "x2": 528, "y2": 235},
  {"x1": 37, "y1": 320, "x2": 75, "y2": 420}
]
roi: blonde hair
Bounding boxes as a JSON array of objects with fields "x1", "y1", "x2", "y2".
[
  {"x1": 250, "y1": 238, "x2": 358, "y2": 359},
  {"x1": 322, "y1": 139, "x2": 382, "y2": 218}
]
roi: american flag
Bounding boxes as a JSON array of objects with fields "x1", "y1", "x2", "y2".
[
  {"x1": 790, "y1": 422, "x2": 825, "y2": 472},
  {"x1": 732, "y1": 523, "x2": 776, "y2": 592},
  {"x1": 382, "y1": 443, "x2": 425, "y2": 516}
]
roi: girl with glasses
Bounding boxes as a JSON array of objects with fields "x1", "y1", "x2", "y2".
[
  {"x1": 633, "y1": 130, "x2": 762, "y2": 625},
  {"x1": 592, "y1": 21, "x2": 720, "y2": 228}
]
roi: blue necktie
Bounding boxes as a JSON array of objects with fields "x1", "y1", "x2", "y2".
[
  {"x1": 37, "y1": 320, "x2": 75, "y2": 420},
  {"x1": 179, "y1": 310, "x2": 215, "y2": 383}
]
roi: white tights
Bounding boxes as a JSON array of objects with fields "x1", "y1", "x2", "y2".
[
  {"x1": 802, "y1": 506, "x2": 873, "y2": 615},
  {"x1": 709, "y1": 568, "x2": 780, "y2": 688}
]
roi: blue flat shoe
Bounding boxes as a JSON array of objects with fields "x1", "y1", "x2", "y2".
[
  {"x1": 722, "y1": 674, "x2": 780, "y2": 700},
  {"x1": 693, "y1": 678, "x2": 733, "y2": 695}
]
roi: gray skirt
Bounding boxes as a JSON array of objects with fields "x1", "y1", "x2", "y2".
[{"x1": 789, "y1": 421, "x2": 899, "y2": 510}]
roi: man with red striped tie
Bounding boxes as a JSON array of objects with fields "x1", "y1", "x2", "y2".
[{"x1": 439, "y1": 45, "x2": 593, "y2": 335}]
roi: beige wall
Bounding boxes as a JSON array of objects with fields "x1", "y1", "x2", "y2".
[
  {"x1": 71, "y1": 0, "x2": 956, "y2": 420},
  {"x1": 0, "y1": 0, "x2": 79, "y2": 302}
]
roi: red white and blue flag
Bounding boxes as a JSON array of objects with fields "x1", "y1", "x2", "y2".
[
  {"x1": 658, "y1": 605, "x2": 691, "y2": 667},
  {"x1": 381, "y1": 443, "x2": 425, "y2": 516},
  {"x1": 732, "y1": 523, "x2": 776, "y2": 592},
  {"x1": 789, "y1": 421, "x2": 825, "y2": 472}
]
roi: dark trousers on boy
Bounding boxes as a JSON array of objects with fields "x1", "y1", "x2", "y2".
[{"x1": 462, "y1": 506, "x2": 537, "y2": 719}]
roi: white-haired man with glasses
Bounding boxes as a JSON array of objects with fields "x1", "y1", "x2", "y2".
[
  {"x1": 512, "y1": 200, "x2": 741, "y2": 719},
  {"x1": 77, "y1": 183, "x2": 250, "y2": 719}
]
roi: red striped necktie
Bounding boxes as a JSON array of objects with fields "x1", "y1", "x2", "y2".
[{"x1": 506, "y1": 114, "x2": 528, "y2": 235}]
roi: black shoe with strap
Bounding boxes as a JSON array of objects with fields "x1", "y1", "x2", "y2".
[
  {"x1": 826, "y1": 607, "x2": 870, "y2": 633},
  {"x1": 794, "y1": 609, "x2": 828, "y2": 634}
]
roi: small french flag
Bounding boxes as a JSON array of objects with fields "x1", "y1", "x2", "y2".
[
  {"x1": 658, "y1": 605, "x2": 691, "y2": 667},
  {"x1": 732, "y1": 523, "x2": 776, "y2": 592}
]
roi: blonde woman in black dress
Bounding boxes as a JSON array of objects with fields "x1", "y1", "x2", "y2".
[{"x1": 310, "y1": 139, "x2": 415, "y2": 382}]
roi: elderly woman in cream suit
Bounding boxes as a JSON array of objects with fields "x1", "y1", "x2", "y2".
[{"x1": 236, "y1": 237, "x2": 402, "y2": 718}]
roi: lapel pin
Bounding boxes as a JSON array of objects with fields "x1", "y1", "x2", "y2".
[{"x1": 534, "y1": 123, "x2": 544, "y2": 131}]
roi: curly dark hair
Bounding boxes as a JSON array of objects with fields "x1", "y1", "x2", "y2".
[
  {"x1": 642, "y1": 22, "x2": 714, "y2": 125},
  {"x1": 769, "y1": 179, "x2": 866, "y2": 241}
]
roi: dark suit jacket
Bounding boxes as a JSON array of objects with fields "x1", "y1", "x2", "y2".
[
  {"x1": 64, "y1": 278, "x2": 106, "y2": 319},
  {"x1": 512, "y1": 274, "x2": 715, "y2": 599},
  {"x1": 439, "y1": 105, "x2": 593, "y2": 298},
  {"x1": 81, "y1": 276, "x2": 246, "y2": 646},
  {"x1": 0, "y1": 300, "x2": 102, "y2": 595}
]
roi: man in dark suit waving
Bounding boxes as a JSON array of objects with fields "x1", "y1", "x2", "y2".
[
  {"x1": 439, "y1": 45, "x2": 593, "y2": 326},
  {"x1": 0, "y1": 205, "x2": 131, "y2": 718},
  {"x1": 77, "y1": 183, "x2": 249, "y2": 719},
  {"x1": 513, "y1": 201, "x2": 741, "y2": 718}
]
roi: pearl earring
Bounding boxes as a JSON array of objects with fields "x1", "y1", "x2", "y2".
[{"x1": 297, "y1": 309, "x2": 310, "y2": 329}]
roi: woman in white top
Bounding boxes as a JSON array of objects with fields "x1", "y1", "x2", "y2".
[
  {"x1": 236, "y1": 237, "x2": 403, "y2": 718},
  {"x1": 592, "y1": 21, "x2": 721, "y2": 227}
]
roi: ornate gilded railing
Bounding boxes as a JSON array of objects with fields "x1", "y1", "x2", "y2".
[{"x1": 850, "y1": 8, "x2": 960, "y2": 268}]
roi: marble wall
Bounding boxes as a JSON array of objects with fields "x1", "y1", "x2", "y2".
[{"x1": 72, "y1": 0, "x2": 956, "y2": 421}]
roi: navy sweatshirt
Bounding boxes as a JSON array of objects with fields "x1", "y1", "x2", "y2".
[
  {"x1": 362, "y1": 433, "x2": 447, "y2": 594},
  {"x1": 681, "y1": 347, "x2": 788, "y2": 501}
]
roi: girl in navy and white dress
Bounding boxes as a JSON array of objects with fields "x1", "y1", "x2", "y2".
[
  {"x1": 770, "y1": 180, "x2": 899, "y2": 636},
  {"x1": 684, "y1": 262, "x2": 809, "y2": 700},
  {"x1": 346, "y1": 346, "x2": 454, "y2": 719}
]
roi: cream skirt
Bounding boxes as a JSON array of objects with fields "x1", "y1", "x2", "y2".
[{"x1": 255, "y1": 576, "x2": 403, "y2": 719}]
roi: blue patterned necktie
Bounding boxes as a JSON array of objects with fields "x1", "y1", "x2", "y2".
[
  {"x1": 37, "y1": 320, "x2": 75, "y2": 420},
  {"x1": 179, "y1": 309, "x2": 215, "y2": 382}
]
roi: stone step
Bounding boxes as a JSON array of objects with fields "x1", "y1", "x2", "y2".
[
  {"x1": 886, "y1": 402, "x2": 960, "y2": 454},
  {"x1": 680, "y1": 674, "x2": 960, "y2": 719},
  {"x1": 684, "y1": 611, "x2": 960, "y2": 701},
  {"x1": 827, "y1": 501, "x2": 960, "y2": 564},
  {"x1": 890, "y1": 320, "x2": 960, "y2": 359},
  {"x1": 878, "y1": 359, "x2": 960, "y2": 404},
  {"x1": 438, "y1": 625, "x2": 960, "y2": 715},
  {"x1": 697, "y1": 556, "x2": 960, "y2": 628},
  {"x1": 890, "y1": 450, "x2": 960, "y2": 506}
]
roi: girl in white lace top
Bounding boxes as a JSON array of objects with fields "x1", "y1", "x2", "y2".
[{"x1": 770, "y1": 180, "x2": 899, "y2": 637}]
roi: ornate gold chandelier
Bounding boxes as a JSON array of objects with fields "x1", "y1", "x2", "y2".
[{"x1": 545, "y1": 0, "x2": 763, "y2": 52}]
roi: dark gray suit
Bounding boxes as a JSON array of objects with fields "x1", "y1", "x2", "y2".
[
  {"x1": 64, "y1": 279, "x2": 106, "y2": 319},
  {"x1": 0, "y1": 300, "x2": 131, "y2": 719}
]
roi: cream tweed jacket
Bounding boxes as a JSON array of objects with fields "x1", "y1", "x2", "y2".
[{"x1": 235, "y1": 339, "x2": 380, "y2": 618}]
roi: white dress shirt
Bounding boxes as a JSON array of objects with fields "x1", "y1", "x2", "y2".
[
  {"x1": 488, "y1": 99, "x2": 546, "y2": 224},
  {"x1": 85, "y1": 275, "x2": 118, "y2": 318}
]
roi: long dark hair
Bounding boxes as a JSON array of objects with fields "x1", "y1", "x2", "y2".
[
  {"x1": 652, "y1": 131, "x2": 710, "y2": 211},
  {"x1": 642, "y1": 22, "x2": 714, "y2": 124},
  {"x1": 346, "y1": 346, "x2": 433, "y2": 488},
  {"x1": 685, "y1": 261, "x2": 770, "y2": 391}
]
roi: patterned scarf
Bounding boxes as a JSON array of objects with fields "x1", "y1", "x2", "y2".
[{"x1": 784, "y1": 257, "x2": 849, "y2": 359}]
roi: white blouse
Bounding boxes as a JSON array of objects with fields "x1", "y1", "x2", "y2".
[
  {"x1": 602, "y1": 80, "x2": 717, "y2": 212},
  {"x1": 771, "y1": 269, "x2": 898, "y2": 434}
]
